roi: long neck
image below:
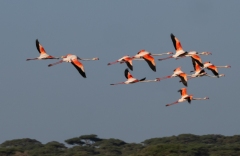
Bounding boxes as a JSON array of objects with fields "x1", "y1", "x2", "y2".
[
  {"x1": 192, "y1": 97, "x2": 208, "y2": 100},
  {"x1": 133, "y1": 58, "x2": 144, "y2": 61},
  {"x1": 80, "y1": 58, "x2": 96, "y2": 61},
  {"x1": 215, "y1": 65, "x2": 230, "y2": 68},
  {"x1": 151, "y1": 52, "x2": 171, "y2": 56},
  {"x1": 140, "y1": 79, "x2": 158, "y2": 82},
  {"x1": 206, "y1": 74, "x2": 224, "y2": 78}
]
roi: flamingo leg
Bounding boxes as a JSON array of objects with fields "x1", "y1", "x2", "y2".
[
  {"x1": 48, "y1": 60, "x2": 64, "y2": 67},
  {"x1": 26, "y1": 58, "x2": 38, "y2": 61},
  {"x1": 155, "y1": 75, "x2": 172, "y2": 81},
  {"x1": 158, "y1": 56, "x2": 173, "y2": 61},
  {"x1": 166, "y1": 101, "x2": 179, "y2": 107},
  {"x1": 110, "y1": 82, "x2": 125, "y2": 85},
  {"x1": 107, "y1": 61, "x2": 119, "y2": 65}
]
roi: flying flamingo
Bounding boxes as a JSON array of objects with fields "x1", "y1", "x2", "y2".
[
  {"x1": 110, "y1": 69, "x2": 159, "y2": 85},
  {"x1": 107, "y1": 55, "x2": 144, "y2": 71},
  {"x1": 158, "y1": 34, "x2": 211, "y2": 61},
  {"x1": 166, "y1": 88, "x2": 209, "y2": 107},
  {"x1": 189, "y1": 61, "x2": 225, "y2": 78},
  {"x1": 176, "y1": 62, "x2": 224, "y2": 84},
  {"x1": 203, "y1": 62, "x2": 231, "y2": 77},
  {"x1": 155, "y1": 67, "x2": 188, "y2": 87},
  {"x1": 189, "y1": 59, "x2": 207, "y2": 78},
  {"x1": 26, "y1": 39, "x2": 59, "y2": 61},
  {"x1": 132, "y1": 50, "x2": 173, "y2": 72},
  {"x1": 48, "y1": 54, "x2": 99, "y2": 78}
]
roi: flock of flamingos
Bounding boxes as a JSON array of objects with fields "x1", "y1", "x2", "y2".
[{"x1": 26, "y1": 34, "x2": 231, "y2": 107}]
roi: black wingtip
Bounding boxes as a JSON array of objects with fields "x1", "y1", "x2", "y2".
[{"x1": 139, "y1": 77, "x2": 146, "y2": 81}]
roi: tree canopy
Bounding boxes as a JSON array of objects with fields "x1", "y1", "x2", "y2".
[{"x1": 1, "y1": 134, "x2": 240, "y2": 156}]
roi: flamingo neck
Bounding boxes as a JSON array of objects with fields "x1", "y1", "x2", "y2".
[
  {"x1": 151, "y1": 52, "x2": 172, "y2": 56},
  {"x1": 215, "y1": 65, "x2": 231, "y2": 68},
  {"x1": 140, "y1": 79, "x2": 159, "y2": 82}
]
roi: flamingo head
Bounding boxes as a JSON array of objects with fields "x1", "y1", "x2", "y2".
[
  {"x1": 93, "y1": 57, "x2": 99, "y2": 60},
  {"x1": 225, "y1": 65, "x2": 231, "y2": 68},
  {"x1": 204, "y1": 97, "x2": 209, "y2": 100},
  {"x1": 201, "y1": 51, "x2": 212, "y2": 55}
]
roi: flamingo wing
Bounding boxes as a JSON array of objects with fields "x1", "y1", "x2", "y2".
[
  {"x1": 184, "y1": 95, "x2": 192, "y2": 104},
  {"x1": 199, "y1": 69, "x2": 206, "y2": 74},
  {"x1": 36, "y1": 39, "x2": 47, "y2": 54},
  {"x1": 174, "y1": 66, "x2": 181, "y2": 72},
  {"x1": 178, "y1": 73, "x2": 188, "y2": 87},
  {"x1": 139, "y1": 77, "x2": 146, "y2": 81},
  {"x1": 178, "y1": 88, "x2": 187, "y2": 97},
  {"x1": 191, "y1": 54, "x2": 203, "y2": 67},
  {"x1": 124, "y1": 69, "x2": 133, "y2": 79},
  {"x1": 171, "y1": 33, "x2": 183, "y2": 51},
  {"x1": 71, "y1": 59, "x2": 86, "y2": 78},
  {"x1": 207, "y1": 65, "x2": 219, "y2": 76},
  {"x1": 123, "y1": 58, "x2": 133, "y2": 71},
  {"x1": 142, "y1": 54, "x2": 156, "y2": 72}
]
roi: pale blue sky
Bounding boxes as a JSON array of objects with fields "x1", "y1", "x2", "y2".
[{"x1": 0, "y1": 1, "x2": 238, "y2": 144}]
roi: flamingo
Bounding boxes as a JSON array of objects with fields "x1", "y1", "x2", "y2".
[
  {"x1": 166, "y1": 88, "x2": 209, "y2": 107},
  {"x1": 203, "y1": 62, "x2": 231, "y2": 77},
  {"x1": 26, "y1": 39, "x2": 59, "y2": 61},
  {"x1": 48, "y1": 54, "x2": 99, "y2": 78},
  {"x1": 110, "y1": 69, "x2": 159, "y2": 85},
  {"x1": 190, "y1": 59, "x2": 207, "y2": 78},
  {"x1": 155, "y1": 67, "x2": 188, "y2": 87},
  {"x1": 132, "y1": 50, "x2": 173, "y2": 72},
  {"x1": 189, "y1": 61, "x2": 225, "y2": 78},
  {"x1": 107, "y1": 55, "x2": 144, "y2": 71},
  {"x1": 176, "y1": 62, "x2": 224, "y2": 84},
  {"x1": 158, "y1": 34, "x2": 211, "y2": 61}
]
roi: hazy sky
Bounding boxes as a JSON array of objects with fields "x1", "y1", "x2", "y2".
[{"x1": 0, "y1": 1, "x2": 239, "y2": 144}]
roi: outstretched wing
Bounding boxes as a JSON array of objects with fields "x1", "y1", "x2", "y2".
[
  {"x1": 171, "y1": 33, "x2": 183, "y2": 51},
  {"x1": 123, "y1": 58, "x2": 133, "y2": 71},
  {"x1": 71, "y1": 59, "x2": 86, "y2": 78},
  {"x1": 191, "y1": 54, "x2": 203, "y2": 68},
  {"x1": 178, "y1": 73, "x2": 188, "y2": 87},
  {"x1": 124, "y1": 69, "x2": 133, "y2": 79},
  {"x1": 142, "y1": 54, "x2": 156, "y2": 72},
  {"x1": 36, "y1": 39, "x2": 47, "y2": 54},
  {"x1": 207, "y1": 65, "x2": 219, "y2": 76}
]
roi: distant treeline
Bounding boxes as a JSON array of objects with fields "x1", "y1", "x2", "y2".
[{"x1": 1, "y1": 134, "x2": 240, "y2": 156}]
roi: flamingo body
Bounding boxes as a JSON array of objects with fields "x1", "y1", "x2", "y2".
[
  {"x1": 26, "y1": 39, "x2": 59, "y2": 61},
  {"x1": 166, "y1": 88, "x2": 209, "y2": 107},
  {"x1": 48, "y1": 54, "x2": 99, "y2": 78},
  {"x1": 133, "y1": 50, "x2": 156, "y2": 72},
  {"x1": 110, "y1": 69, "x2": 147, "y2": 85}
]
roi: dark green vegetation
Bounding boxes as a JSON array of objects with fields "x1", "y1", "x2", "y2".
[{"x1": 1, "y1": 134, "x2": 240, "y2": 156}]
